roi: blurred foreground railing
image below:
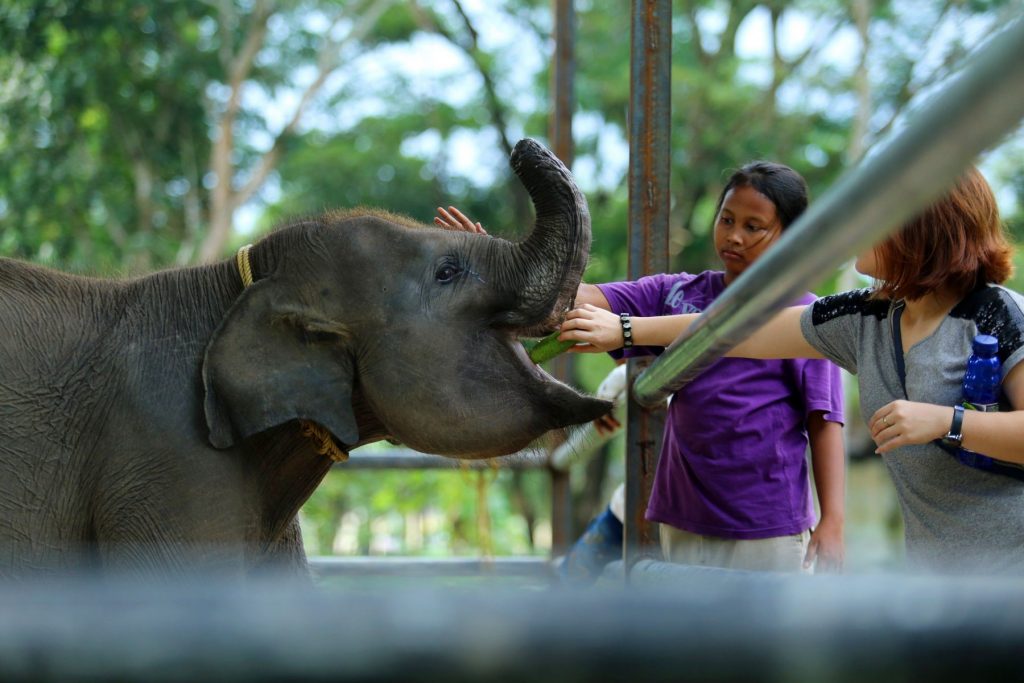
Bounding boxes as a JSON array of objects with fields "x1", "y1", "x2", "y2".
[
  {"x1": 310, "y1": 555, "x2": 552, "y2": 579},
  {"x1": 3, "y1": 572, "x2": 1023, "y2": 682}
]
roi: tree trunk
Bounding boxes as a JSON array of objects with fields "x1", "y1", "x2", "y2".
[{"x1": 849, "y1": 0, "x2": 873, "y2": 163}]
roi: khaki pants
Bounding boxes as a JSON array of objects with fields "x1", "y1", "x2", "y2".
[{"x1": 659, "y1": 524, "x2": 811, "y2": 573}]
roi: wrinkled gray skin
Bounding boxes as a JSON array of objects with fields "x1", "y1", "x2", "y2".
[{"x1": 0, "y1": 139, "x2": 611, "y2": 578}]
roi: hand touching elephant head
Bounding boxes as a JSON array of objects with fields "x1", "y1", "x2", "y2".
[{"x1": 202, "y1": 139, "x2": 611, "y2": 458}]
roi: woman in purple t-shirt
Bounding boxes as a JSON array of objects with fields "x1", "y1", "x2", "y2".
[{"x1": 562, "y1": 162, "x2": 846, "y2": 573}]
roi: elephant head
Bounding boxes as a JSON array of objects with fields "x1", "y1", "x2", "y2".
[{"x1": 203, "y1": 139, "x2": 611, "y2": 458}]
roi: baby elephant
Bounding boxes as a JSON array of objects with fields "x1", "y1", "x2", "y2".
[{"x1": 0, "y1": 139, "x2": 611, "y2": 578}]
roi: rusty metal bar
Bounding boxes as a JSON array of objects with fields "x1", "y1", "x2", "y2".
[
  {"x1": 549, "y1": 0, "x2": 576, "y2": 168},
  {"x1": 625, "y1": 0, "x2": 671, "y2": 568},
  {"x1": 549, "y1": 466, "x2": 572, "y2": 555},
  {"x1": 547, "y1": 0, "x2": 578, "y2": 556}
]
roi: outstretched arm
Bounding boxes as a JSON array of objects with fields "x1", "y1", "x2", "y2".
[
  {"x1": 575, "y1": 284, "x2": 610, "y2": 310},
  {"x1": 804, "y1": 412, "x2": 846, "y2": 573},
  {"x1": 559, "y1": 303, "x2": 822, "y2": 359}
]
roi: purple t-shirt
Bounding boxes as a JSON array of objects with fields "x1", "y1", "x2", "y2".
[{"x1": 599, "y1": 271, "x2": 844, "y2": 540}]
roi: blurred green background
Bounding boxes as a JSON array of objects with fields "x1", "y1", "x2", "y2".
[{"x1": 2, "y1": 0, "x2": 1022, "y2": 573}]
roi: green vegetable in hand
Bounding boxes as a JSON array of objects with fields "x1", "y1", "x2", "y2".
[{"x1": 525, "y1": 331, "x2": 576, "y2": 364}]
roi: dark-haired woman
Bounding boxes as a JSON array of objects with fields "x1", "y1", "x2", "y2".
[{"x1": 562, "y1": 165, "x2": 1024, "y2": 575}]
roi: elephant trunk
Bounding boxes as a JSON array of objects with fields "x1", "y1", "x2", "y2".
[{"x1": 489, "y1": 139, "x2": 591, "y2": 335}]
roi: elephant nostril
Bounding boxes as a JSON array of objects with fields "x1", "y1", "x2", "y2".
[{"x1": 301, "y1": 329, "x2": 337, "y2": 344}]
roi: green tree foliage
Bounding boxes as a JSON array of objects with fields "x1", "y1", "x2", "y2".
[
  {"x1": 258, "y1": 113, "x2": 523, "y2": 235},
  {"x1": 300, "y1": 463, "x2": 552, "y2": 557},
  {"x1": 0, "y1": 1, "x2": 216, "y2": 272},
  {"x1": 566, "y1": 0, "x2": 1024, "y2": 280},
  {"x1": 0, "y1": 0, "x2": 428, "y2": 271}
]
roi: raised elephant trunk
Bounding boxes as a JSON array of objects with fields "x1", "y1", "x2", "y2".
[{"x1": 489, "y1": 139, "x2": 591, "y2": 335}]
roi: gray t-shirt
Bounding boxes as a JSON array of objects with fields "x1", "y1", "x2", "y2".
[{"x1": 800, "y1": 285, "x2": 1024, "y2": 574}]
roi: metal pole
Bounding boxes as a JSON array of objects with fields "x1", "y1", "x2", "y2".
[
  {"x1": 625, "y1": 0, "x2": 671, "y2": 566},
  {"x1": 548, "y1": 0, "x2": 577, "y2": 556},
  {"x1": 633, "y1": 17, "x2": 1024, "y2": 407},
  {"x1": 550, "y1": 0, "x2": 576, "y2": 168}
]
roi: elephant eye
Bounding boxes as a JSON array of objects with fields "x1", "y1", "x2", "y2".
[{"x1": 435, "y1": 262, "x2": 462, "y2": 284}]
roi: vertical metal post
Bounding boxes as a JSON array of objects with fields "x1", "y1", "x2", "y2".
[
  {"x1": 625, "y1": 0, "x2": 671, "y2": 568},
  {"x1": 550, "y1": 0, "x2": 576, "y2": 168},
  {"x1": 549, "y1": 466, "x2": 572, "y2": 556},
  {"x1": 547, "y1": 0, "x2": 576, "y2": 556}
]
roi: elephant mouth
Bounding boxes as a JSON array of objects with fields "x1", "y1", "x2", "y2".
[
  {"x1": 502, "y1": 331, "x2": 613, "y2": 429},
  {"x1": 509, "y1": 333, "x2": 559, "y2": 382},
  {"x1": 339, "y1": 327, "x2": 612, "y2": 460}
]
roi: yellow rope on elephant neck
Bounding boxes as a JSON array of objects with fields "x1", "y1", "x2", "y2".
[
  {"x1": 300, "y1": 421, "x2": 349, "y2": 463},
  {"x1": 236, "y1": 244, "x2": 254, "y2": 287},
  {"x1": 234, "y1": 244, "x2": 349, "y2": 463}
]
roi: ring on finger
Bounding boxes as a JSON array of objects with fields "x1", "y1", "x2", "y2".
[{"x1": 883, "y1": 415, "x2": 892, "y2": 426}]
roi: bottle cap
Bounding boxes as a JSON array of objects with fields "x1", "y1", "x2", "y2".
[{"x1": 973, "y1": 334, "x2": 998, "y2": 356}]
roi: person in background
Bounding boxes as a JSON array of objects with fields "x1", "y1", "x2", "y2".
[
  {"x1": 560, "y1": 165, "x2": 1024, "y2": 575},
  {"x1": 438, "y1": 160, "x2": 847, "y2": 574},
  {"x1": 558, "y1": 482, "x2": 626, "y2": 583}
]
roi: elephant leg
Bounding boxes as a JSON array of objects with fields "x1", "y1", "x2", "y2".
[
  {"x1": 96, "y1": 538, "x2": 247, "y2": 579},
  {"x1": 91, "y1": 477, "x2": 250, "y2": 579},
  {"x1": 248, "y1": 517, "x2": 313, "y2": 582}
]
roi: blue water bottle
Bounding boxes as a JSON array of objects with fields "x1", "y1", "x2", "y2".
[{"x1": 958, "y1": 334, "x2": 1000, "y2": 469}]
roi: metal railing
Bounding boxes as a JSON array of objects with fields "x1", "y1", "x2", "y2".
[{"x1": 333, "y1": 447, "x2": 547, "y2": 471}]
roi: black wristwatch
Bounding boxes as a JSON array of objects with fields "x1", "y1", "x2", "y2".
[{"x1": 942, "y1": 405, "x2": 965, "y2": 447}]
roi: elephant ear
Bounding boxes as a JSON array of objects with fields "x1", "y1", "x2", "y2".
[{"x1": 202, "y1": 279, "x2": 359, "y2": 449}]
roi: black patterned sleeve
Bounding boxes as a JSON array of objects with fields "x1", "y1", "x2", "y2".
[
  {"x1": 956, "y1": 286, "x2": 1024, "y2": 378},
  {"x1": 798, "y1": 289, "x2": 881, "y2": 375}
]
